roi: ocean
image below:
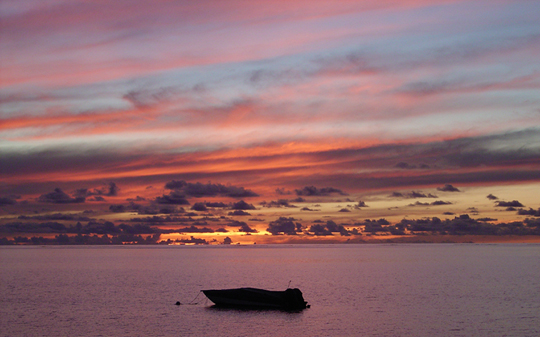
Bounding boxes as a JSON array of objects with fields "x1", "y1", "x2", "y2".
[{"x1": 1, "y1": 244, "x2": 539, "y2": 336}]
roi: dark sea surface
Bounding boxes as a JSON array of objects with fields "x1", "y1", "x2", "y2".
[{"x1": 1, "y1": 244, "x2": 539, "y2": 337}]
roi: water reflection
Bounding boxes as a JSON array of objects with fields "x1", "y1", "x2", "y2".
[{"x1": 2, "y1": 244, "x2": 539, "y2": 336}]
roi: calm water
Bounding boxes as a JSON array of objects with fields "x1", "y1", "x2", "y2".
[{"x1": 1, "y1": 244, "x2": 539, "y2": 337}]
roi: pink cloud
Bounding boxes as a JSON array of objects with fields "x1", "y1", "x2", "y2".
[{"x1": 1, "y1": 0, "x2": 473, "y2": 88}]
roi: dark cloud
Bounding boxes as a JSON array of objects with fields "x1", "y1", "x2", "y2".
[
  {"x1": 164, "y1": 180, "x2": 188, "y2": 189},
  {"x1": 116, "y1": 223, "x2": 158, "y2": 235},
  {"x1": 226, "y1": 220, "x2": 247, "y2": 227},
  {"x1": 466, "y1": 207, "x2": 479, "y2": 214},
  {"x1": 74, "y1": 182, "x2": 119, "y2": 198},
  {"x1": 174, "y1": 226, "x2": 214, "y2": 233},
  {"x1": 260, "y1": 199, "x2": 297, "y2": 208},
  {"x1": 18, "y1": 213, "x2": 93, "y2": 221},
  {"x1": 191, "y1": 202, "x2": 208, "y2": 212},
  {"x1": 132, "y1": 204, "x2": 185, "y2": 215},
  {"x1": 106, "y1": 182, "x2": 119, "y2": 196},
  {"x1": 205, "y1": 202, "x2": 228, "y2": 208},
  {"x1": 395, "y1": 162, "x2": 412, "y2": 169},
  {"x1": 0, "y1": 148, "x2": 127, "y2": 184},
  {"x1": 109, "y1": 204, "x2": 127, "y2": 213},
  {"x1": 1, "y1": 232, "x2": 163, "y2": 245},
  {"x1": 67, "y1": 222, "x2": 109, "y2": 236},
  {"x1": 411, "y1": 191, "x2": 438, "y2": 198},
  {"x1": 1, "y1": 221, "x2": 67, "y2": 234},
  {"x1": 477, "y1": 217, "x2": 497, "y2": 222},
  {"x1": 301, "y1": 207, "x2": 319, "y2": 211},
  {"x1": 164, "y1": 180, "x2": 258, "y2": 198},
  {"x1": 128, "y1": 215, "x2": 194, "y2": 223},
  {"x1": 435, "y1": 130, "x2": 540, "y2": 169},
  {"x1": 517, "y1": 208, "x2": 540, "y2": 217},
  {"x1": 399, "y1": 214, "x2": 540, "y2": 235},
  {"x1": 394, "y1": 162, "x2": 430, "y2": 169},
  {"x1": 0, "y1": 196, "x2": 18, "y2": 206},
  {"x1": 432, "y1": 200, "x2": 453, "y2": 206},
  {"x1": 437, "y1": 184, "x2": 460, "y2": 192},
  {"x1": 379, "y1": 131, "x2": 533, "y2": 170},
  {"x1": 409, "y1": 201, "x2": 429, "y2": 206},
  {"x1": 495, "y1": 200, "x2": 524, "y2": 208},
  {"x1": 389, "y1": 191, "x2": 438, "y2": 199},
  {"x1": 295, "y1": 186, "x2": 347, "y2": 196},
  {"x1": 486, "y1": 194, "x2": 499, "y2": 200},
  {"x1": 3, "y1": 129, "x2": 540, "y2": 200},
  {"x1": 174, "y1": 236, "x2": 209, "y2": 245},
  {"x1": 409, "y1": 200, "x2": 452, "y2": 206},
  {"x1": 308, "y1": 221, "x2": 349, "y2": 236},
  {"x1": 267, "y1": 217, "x2": 302, "y2": 235},
  {"x1": 338, "y1": 208, "x2": 350, "y2": 212},
  {"x1": 113, "y1": 202, "x2": 138, "y2": 213},
  {"x1": 282, "y1": 129, "x2": 540, "y2": 191},
  {"x1": 154, "y1": 191, "x2": 190, "y2": 205},
  {"x1": 127, "y1": 196, "x2": 146, "y2": 202},
  {"x1": 231, "y1": 200, "x2": 256, "y2": 210},
  {"x1": 38, "y1": 188, "x2": 85, "y2": 204},
  {"x1": 355, "y1": 201, "x2": 369, "y2": 208},
  {"x1": 226, "y1": 221, "x2": 257, "y2": 233},
  {"x1": 238, "y1": 223, "x2": 257, "y2": 233},
  {"x1": 228, "y1": 210, "x2": 251, "y2": 216},
  {"x1": 275, "y1": 188, "x2": 292, "y2": 195},
  {"x1": 358, "y1": 219, "x2": 391, "y2": 234}
]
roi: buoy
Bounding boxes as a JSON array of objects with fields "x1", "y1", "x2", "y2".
[{"x1": 175, "y1": 301, "x2": 181, "y2": 305}]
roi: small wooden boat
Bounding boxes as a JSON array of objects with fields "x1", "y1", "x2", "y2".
[{"x1": 202, "y1": 287, "x2": 308, "y2": 310}]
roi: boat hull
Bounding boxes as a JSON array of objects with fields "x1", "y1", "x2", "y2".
[{"x1": 202, "y1": 287, "x2": 308, "y2": 310}]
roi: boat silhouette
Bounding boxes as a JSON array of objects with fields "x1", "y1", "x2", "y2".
[{"x1": 202, "y1": 287, "x2": 309, "y2": 310}]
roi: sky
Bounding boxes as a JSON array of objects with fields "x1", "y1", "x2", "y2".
[{"x1": 1, "y1": 0, "x2": 540, "y2": 243}]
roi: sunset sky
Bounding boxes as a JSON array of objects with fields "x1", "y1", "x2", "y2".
[{"x1": 1, "y1": 0, "x2": 539, "y2": 243}]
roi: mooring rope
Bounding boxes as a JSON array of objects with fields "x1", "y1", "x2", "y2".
[{"x1": 176, "y1": 290, "x2": 203, "y2": 306}]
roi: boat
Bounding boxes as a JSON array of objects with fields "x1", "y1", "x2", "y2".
[{"x1": 202, "y1": 287, "x2": 309, "y2": 310}]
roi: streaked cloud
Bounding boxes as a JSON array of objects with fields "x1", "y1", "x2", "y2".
[{"x1": 1, "y1": 0, "x2": 539, "y2": 242}]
